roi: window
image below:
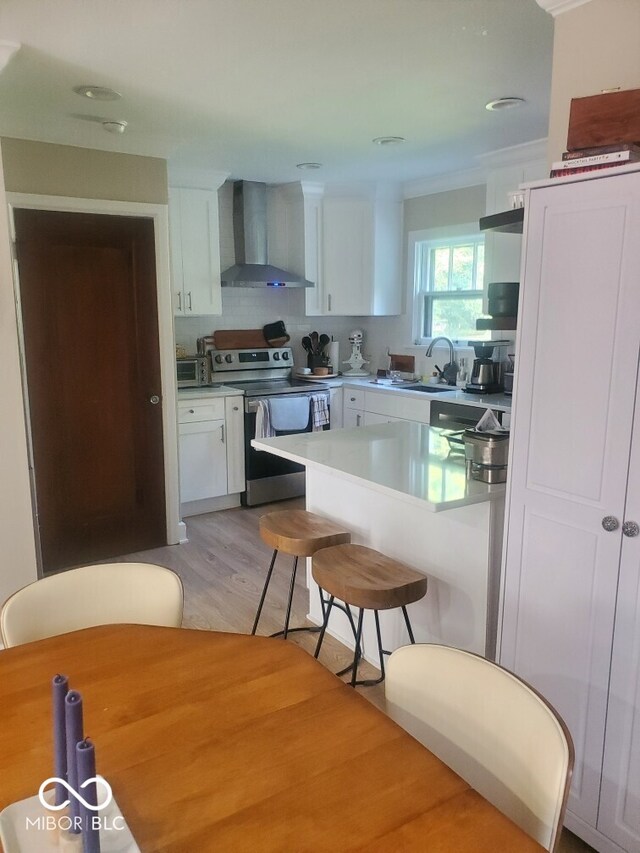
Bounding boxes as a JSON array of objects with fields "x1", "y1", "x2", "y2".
[{"x1": 412, "y1": 230, "x2": 487, "y2": 342}]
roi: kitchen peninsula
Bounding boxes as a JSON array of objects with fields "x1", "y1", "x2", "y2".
[{"x1": 253, "y1": 421, "x2": 505, "y2": 664}]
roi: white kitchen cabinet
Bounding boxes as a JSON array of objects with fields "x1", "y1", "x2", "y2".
[
  {"x1": 224, "y1": 396, "x2": 245, "y2": 494},
  {"x1": 499, "y1": 167, "x2": 640, "y2": 853},
  {"x1": 178, "y1": 394, "x2": 244, "y2": 513},
  {"x1": 169, "y1": 187, "x2": 222, "y2": 316},
  {"x1": 329, "y1": 387, "x2": 343, "y2": 430},
  {"x1": 319, "y1": 193, "x2": 402, "y2": 316},
  {"x1": 362, "y1": 411, "x2": 403, "y2": 426},
  {"x1": 342, "y1": 407, "x2": 363, "y2": 429}
]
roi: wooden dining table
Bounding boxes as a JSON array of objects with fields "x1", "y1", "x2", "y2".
[{"x1": 0, "y1": 625, "x2": 543, "y2": 852}]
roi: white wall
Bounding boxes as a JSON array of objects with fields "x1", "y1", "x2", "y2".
[
  {"x1": 547, "y1": 0, "x2": 640, "y2": 163},
  {"x1": 0, "y1": 141, "x2": 38, "y2": 604}
]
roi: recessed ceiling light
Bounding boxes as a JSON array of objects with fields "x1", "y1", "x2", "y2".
[
  {"x1": 372, "y1": 136, "x2": 405, "y2": 146},
  {"x1": 102, "y1": 120, "x2": 127, "y2": 134},
  {"x1": 296, "y1": 162, "x2": 322, "y2": 170},
  {"x1": 485, "y1": 97, "x2": 525, "y2": 112},
  {"x1": 74, "y1": 85, "x2": 122, "y2": 101}
]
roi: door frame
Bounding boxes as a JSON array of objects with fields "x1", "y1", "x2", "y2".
[{"x1": 7, "y1": 192, "x2": 182, "y2": 570}]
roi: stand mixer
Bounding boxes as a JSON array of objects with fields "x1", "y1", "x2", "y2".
[{"x1": 342, "y1": 329, "x2": 370, "y2": 377}]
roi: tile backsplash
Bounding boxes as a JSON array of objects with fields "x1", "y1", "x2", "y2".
[{"x1": 174, "y1": 289, "x2": 370, "y2": 375}]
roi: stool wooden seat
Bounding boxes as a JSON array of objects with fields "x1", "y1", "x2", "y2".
[
  {"x1": 252, "y1": 510, "x2": 351, "y2": 639},
  {"x1": 312, "y1": 544, "x2": 428, "y2": 687}
]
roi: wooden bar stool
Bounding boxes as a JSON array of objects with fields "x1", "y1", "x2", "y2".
[
  {"x1": 252, "y1": 510, "x2": 351, "y2": 639},
  {"x1": 312, "y1": 543, "x2": 428, "y2": 687}
]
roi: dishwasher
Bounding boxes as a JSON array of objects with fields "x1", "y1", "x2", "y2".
[{"x1": 430, "y1": 400, "x2": 505, "y2": 431}]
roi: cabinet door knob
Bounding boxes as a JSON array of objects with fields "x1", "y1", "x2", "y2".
[
  {"x1": 233, "y1": 406, "x2": 239, "y2": 411},
  {"x1": 149, "y1": 395, "x2": 161, "y2": 405},
  {"x1": 188, "y1": 408, "x2": 195, "y2": 414},
  {"x1": 622, "y1": 520, "x2": 639, "y2": 538},
  {"x1": 602, "y1": 516, "x2": 619, "y2": 532}
]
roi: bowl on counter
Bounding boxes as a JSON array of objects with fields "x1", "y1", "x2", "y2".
[{"x1": 312, "y1": 367, "x2": 330, "y2": 376}]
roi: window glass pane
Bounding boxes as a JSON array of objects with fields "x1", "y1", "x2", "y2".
[
  {"x1": 432, "y1": 247, "x2": 450, "y2": 292},
  {"x1": 450, "y1": 245, "x2": 474, "y2": 291},
  {"x1": 431, "y1": 296, "x2": 487, "y2": 340},
  {"x1": 476, "y1": 244, "x2": 485, "y2": 289}
]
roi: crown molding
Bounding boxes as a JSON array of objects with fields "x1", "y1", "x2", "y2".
[
  {"x1": 476, "y1": 138, "x2": 548, "y2": 170},
  {"x1": 403, "y1": 166, "x2": 487, "y2": 199},
  {"x1": 535, "y1": 0, "x2": 592, "y2": 16},
  {"x1": 167, "y1": 166, "x2": 229, "y2": 190}
]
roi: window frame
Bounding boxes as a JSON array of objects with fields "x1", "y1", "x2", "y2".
[{"x1": 408, "y1": 223, "x2": 485, "y2": 345}]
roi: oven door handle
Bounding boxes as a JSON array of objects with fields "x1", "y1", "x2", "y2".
[{"x1": 246, "y1": 393, "x2": 328, "y2": 414}]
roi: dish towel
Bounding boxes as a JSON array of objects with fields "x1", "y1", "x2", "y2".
[
  {"x1": 268, "y1": 396, "x2": 312, "y2": 432},
  {"x1": 311, "y1": 394, "x2": 330, "y2": 431},
  {"x1": 254, "y1": 400, "x2": 275, "y2": 439}
]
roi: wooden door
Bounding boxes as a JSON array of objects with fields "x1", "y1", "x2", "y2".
[
  {"x1": 499, "y1": 171, "x2": 640, "y2": 825},
  {"x1": 14, "y1": 208, "x2": 166, "y2": 573}
]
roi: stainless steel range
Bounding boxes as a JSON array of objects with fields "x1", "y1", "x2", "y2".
[{"x1": 210, "y1": 347, "x2": 330, "y2": 506}]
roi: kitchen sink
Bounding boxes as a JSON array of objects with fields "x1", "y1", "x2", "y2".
[{"x1": 402, "y1": 385, "x2": 456, "y2": 394}]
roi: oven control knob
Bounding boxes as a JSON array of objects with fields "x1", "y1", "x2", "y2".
[
  {"x1": 273, "y1": 352, "x2": 280, "y2": 361},
  {"x1": 282, "y1": 351, "x2": 289, "y2": 360},
  {"x1": 214, "y1": 354, "x2": 223, "y2": 364},
  {"x1": 225, "y1": 354, "x2": 233, "y2": 363}
]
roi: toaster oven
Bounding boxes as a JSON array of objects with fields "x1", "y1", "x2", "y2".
[{"x1": 176, "y1": 356, "x2": 210, "y2": 388}]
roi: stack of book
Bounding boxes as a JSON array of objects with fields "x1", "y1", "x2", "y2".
[{"x1": 550, "y1": 143, "x2": 640, "y2": 178}]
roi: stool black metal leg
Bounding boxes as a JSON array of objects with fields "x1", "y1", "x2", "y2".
[
  {"x1": 252, "y1": 548, "x2": 278, "y2": 635},
  {"x1": 336, "y1": 603, "x2": 363, "y2": 677},
  {"x1": 401, "y1": 605, "x2": 416, "y2": 643},
  {"x1": 373, "y1": 610, "x2": 385, "y2": 679},
  {"x1": 314, "y1": 595, "x2": 335, "y2": 659},
  {"x1": 350, "y1": 609, "x2": 365, "y2": 688},
  {"x1": 282, "y1": 555, "x2": 299, "y2": 640}
]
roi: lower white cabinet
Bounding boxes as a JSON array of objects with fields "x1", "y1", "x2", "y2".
[
  {"x1": 362, "y1": 411, "x2": 402, "y2": 426},
  {"x1": 178, "y1": 395, "x2": 244, "y2": 511},
  {"x1": 342, "y1": 386, "x2": 431, "y2": 429},
  {"x1": 179, "y1": 417, "x2": 227, "y2": 502},
  {"x1": 343, "y1": 407, "x2": 363, "y2": 429},
  {"x1": 328, "y1": 387, "x2": 343, "y2": 430}
]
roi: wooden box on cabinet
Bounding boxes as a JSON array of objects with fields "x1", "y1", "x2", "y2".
[{"x1": 567, "y1": 88, "x2": 640, "y2": 151}]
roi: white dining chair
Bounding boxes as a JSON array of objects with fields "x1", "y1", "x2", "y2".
[
  {"x1": 0, "y1": 562, "x2": 184, "y2": 648},
  {"x1": 385, "y1": 644, "x2": 574, "y2": 852}
]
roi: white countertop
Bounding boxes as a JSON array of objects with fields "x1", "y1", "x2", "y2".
[
  {"x1": 252, "y1": 420, "x2": 505, "y2": 512},
  {"x1": 317, "y1": 376, "x2": 512, "y2": 411}
]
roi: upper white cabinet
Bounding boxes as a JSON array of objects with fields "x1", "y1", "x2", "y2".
[
  {"x1": 169, "y1": 186, "x2": 223, "y2": 316},
  {"x1": 319, "y1": 190, "x2": 402, "y2": 316},
  {"x1": 268, "y1": 182, "x2": 402, "y2": 317},
  {"x1": 499, "y1": 167, "x2": 640, "y2": 852}
]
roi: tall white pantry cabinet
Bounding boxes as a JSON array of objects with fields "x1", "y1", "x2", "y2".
[{"x1": 499, "y1": 166, "x2": 640, "y2": 853}]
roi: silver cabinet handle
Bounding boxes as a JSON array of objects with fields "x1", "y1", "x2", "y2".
[
  {"x1": 150, "y1": 395, "x2": 160, "y2": 405},
  {"x1": 356, "y1": 414, "x2": 361, "y2": 426},
  {"x1": 187, "y1": 291, "x2": 192, "y2": 311},
  {"x1": 177, "y1": 292, "x2": 182, "y2": 311},
  {"x1": 188, "y1": 408, "x2": 195, "y2": 414},
  {"x1": 220, "y1": 424, "x2": 225, "y2": 444},
  {"x1": 328, "y1": 294, "x2": 332, "y2": 312},
  {"x1": 350, "y1": 396, "x2": 356, "y2": 402},
  {"x1": 623, "y1": 520, "x2": 639, "y2": 537},
  {"x1": 602, "y1": 516, "x2": 619, "y2": 532},
  {"x1": 233, "y1": 406, "x2": 239, "y2": 411}
]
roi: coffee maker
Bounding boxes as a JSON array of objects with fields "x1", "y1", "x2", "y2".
[{"x1": 465, "y1": 341, "x2": 509, "y2": 394}]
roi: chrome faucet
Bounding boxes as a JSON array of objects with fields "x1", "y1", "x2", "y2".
[{"x1": 426, "y1": 336, "x2": 458, "y2": 386}]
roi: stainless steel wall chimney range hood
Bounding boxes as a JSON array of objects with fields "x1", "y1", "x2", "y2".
[{"x1": 220, "y1": 180, "x2": 313, "y2": 288}]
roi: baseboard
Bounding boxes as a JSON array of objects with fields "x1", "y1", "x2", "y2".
[
  {"x1": 564, "y1": 810, "x2": 626, "y2": 853},
  {"x1": 180, "y1": 493, "x2": 241, "y2": 519}
]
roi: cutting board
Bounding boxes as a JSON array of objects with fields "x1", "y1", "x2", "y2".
[
  {"x1": 212, "y1": 329, "x2": 267, "y2": 349},
  {"x1": 212, "y1": 329, "x2": 291, "y2": 349},
  {"x1": 389, "y1": 353, "x2": 415, "y2": 373}
]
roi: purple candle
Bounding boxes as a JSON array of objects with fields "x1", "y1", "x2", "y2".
[
  {"x1": 76, "y1": 739, "x2": 101, "y2": 853},
  {"x1": 51, "y1": 674, "x2": 69, "y2": 806},
  {"x1": 65, "y1": 690, "x2": 83, "y2": 833}
]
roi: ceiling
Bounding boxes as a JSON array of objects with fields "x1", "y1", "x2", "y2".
[{"x1": 0, "y1": 0, "x2": 554, "y2": 186}]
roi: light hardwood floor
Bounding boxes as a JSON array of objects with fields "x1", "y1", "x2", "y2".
[{"x1": 120, "y1": 498, "x2": 594, "y2": 853}]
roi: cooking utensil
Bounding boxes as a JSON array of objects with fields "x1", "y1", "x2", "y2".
[
  {"x1": 302, "y1": 336, "x2": 313, "y2": 353},
  {"x1": 319, "y1": 333, "x2": 330, "y2": 353},
  {"x1": 310, "y1": 331, "x2": 320, "y2": 354}
]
